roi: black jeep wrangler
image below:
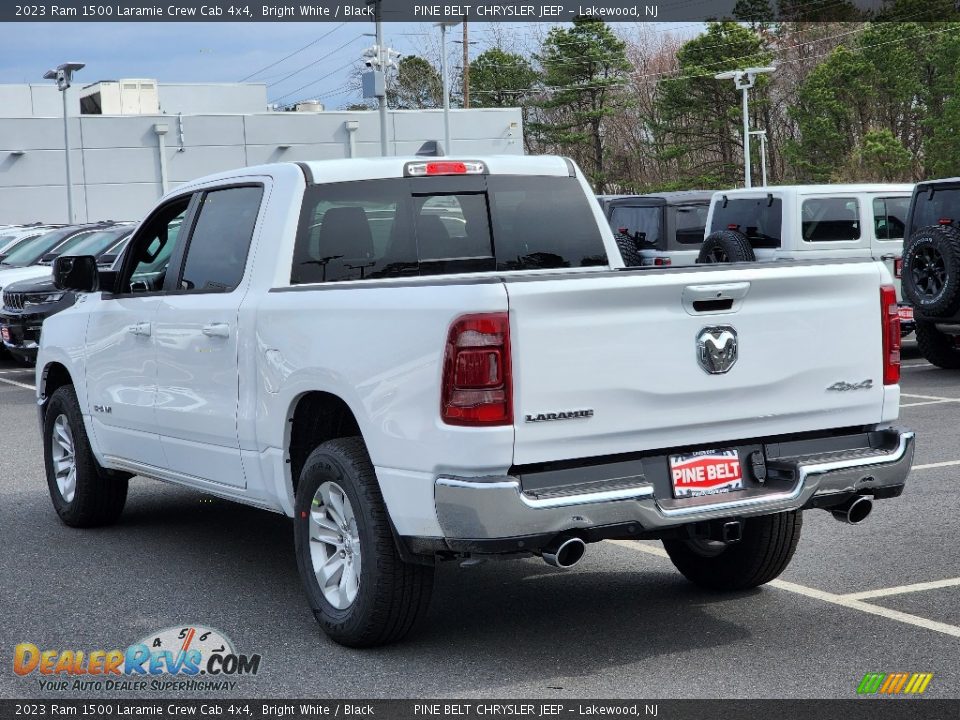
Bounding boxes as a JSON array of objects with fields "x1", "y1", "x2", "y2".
[{"x1": 901, "y1": 178, "x2": 960, "y2": 368}]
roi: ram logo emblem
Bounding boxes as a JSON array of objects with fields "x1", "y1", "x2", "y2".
[{"x1": 697, "y1": 326, "x2": 738, "y2": 375}]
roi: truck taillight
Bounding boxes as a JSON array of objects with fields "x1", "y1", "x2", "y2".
[
  {"x1": 893, "y1": 257, "x2": 903, "y2": 278},
  {"x1": 441, "y1": 313, "x2": 512, "y2": 426},
  {"x1": 881, "y1": 285, "x2": 901, "y2": 385},
  {"x1": 654, "y1": 257, "x2": 672, "y2": 266}
]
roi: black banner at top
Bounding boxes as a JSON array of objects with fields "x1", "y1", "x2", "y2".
[{"x1": 3, "y1": 0, "x2": 960, "y2": 23}]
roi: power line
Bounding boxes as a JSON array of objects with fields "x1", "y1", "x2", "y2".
[
  {"x1": 269, "y1": 59, "x2": 360, "y2": 104},
  {"x1": 266, "y1": 34, "x2": 364, "y2": 89},
  {"x1": 239, "y1": 23, "x2": 346, "y2": 82}
]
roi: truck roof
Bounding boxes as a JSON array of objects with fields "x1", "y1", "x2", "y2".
[
  {"x1": 715, "y1": 183, "x2": 914, "y2": 197},
  {"x1": 169, "y1": 155, "x2": 575, "y2": 195},
  {"x1": 599, "y1": 191, "x2": 714, "y2": 205}
]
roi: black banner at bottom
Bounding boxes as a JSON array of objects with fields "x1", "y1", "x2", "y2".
[{"x1": 0, "y1": 700, "x2": 956, "y2": 720}]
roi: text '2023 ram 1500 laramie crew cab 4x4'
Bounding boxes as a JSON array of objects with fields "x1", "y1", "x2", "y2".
[{"x1": 37, "y1": 156, "x2": 914, "y2": 647}]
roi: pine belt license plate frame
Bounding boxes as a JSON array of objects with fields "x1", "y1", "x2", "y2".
[{"x1": 669, "y1": 448, "x2": 744, "y2": 498}]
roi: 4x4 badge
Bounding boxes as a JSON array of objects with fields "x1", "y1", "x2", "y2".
[{"x1": 827, "y1": 380, "x2": 873, "y2": 392}]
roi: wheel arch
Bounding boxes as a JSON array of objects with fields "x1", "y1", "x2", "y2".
[
  {"x1": 38, "y1": 361, "x2": 74, "y2": 407},
  {"x1": 285, "y1": 390, "x2": 364, "y2": 498}
]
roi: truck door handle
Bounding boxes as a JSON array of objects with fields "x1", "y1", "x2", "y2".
[
  {"x1": 128, "y1": 322, "x2": 151, "y2": 337},
  {"x1": 202, "y1": 323, "x2": 231, "y2": 339}
]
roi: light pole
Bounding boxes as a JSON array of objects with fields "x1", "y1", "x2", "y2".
[
  {"x1": 43, "y1": 62, "x2": 85, "y2": 223},
  {"x1": 715, "y1": 66, "x2": 775, "y2": 189},
  {"x1": 436, "y1": 21, "x2": 461, "y2": 155},
  {"x1": 749, "y1": 130, "x2": 769, "y2": 186}
]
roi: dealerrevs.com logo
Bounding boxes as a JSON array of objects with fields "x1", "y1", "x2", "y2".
[{"x1": 13, "y1": 625, "x2": 261, "y2": 692}]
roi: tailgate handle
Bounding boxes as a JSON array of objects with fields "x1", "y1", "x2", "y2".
[
  {"x1": 682, "y1": 282, "x2": 750, "y2": 315},
  {"x1": 693, "y1": 298, "x2": 734, "y2": 312}
]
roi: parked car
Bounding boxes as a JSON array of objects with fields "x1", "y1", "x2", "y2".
[
  {"x1": 597, "y1": 191, "x2": 713, "y2": 267},
  {"x1": 0, "y1": 225, "x2": 63, "y2": 258},
  {"x1": 700, "y1": 184, "x2": 914, "y2": 334},
  {"x1": 0, "y1": 225, "x2": 133, "y2": 364},
  {"x1": 899, "y1": 178, "x2": 960, "y2": 367},
  {"x1": 38, "y1": 157, "x2": 913, "y2": 648}
]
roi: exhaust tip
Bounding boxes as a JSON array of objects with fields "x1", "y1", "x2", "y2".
[
  {"x1": 832, "y1": 496, "x2": 873, "y2": 525},
  {"x1": 542, "y1": 537, "x2": 586, "y2": 569}
]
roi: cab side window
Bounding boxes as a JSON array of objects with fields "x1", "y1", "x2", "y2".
[
  {"x1": 178, "y1": 186, "x2": 263, "y2": 292},
  {"x1": 122, "y1": 198, "x2": 191, "y2": 294}
]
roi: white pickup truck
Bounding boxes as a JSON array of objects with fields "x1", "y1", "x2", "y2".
[{"x1": 37, "y1": 156, "x2": 914, "y2": 647}]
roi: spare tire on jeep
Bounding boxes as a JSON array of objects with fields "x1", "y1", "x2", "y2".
[
  {"x1": 902, "y1": 225, "x2": 960, "y2": 316},
  {"x1": 697, "y1": 230, "x2": 756, "y2": 264},
  {"x1": 614, "y1": 233, "x2": 644, "y2": 267}
]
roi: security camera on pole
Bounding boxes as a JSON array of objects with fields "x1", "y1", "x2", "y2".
[
  {"x1": 714, "y1": 66, "x2": 776, "y2": 189},
  {"x1": 362, "y1": 0, "x2": 399, "y2": 157},
  {"x1": 43, "y1": 61, "x2": 85, "y2": 224}
]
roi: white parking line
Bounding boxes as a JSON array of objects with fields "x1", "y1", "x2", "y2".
[
  {"x1": 0, "y1": 376, "x2": 35, "y2": 391},
  {"x1": 842, "y1": 577, "x2": 960, "y2": 601},
  {"x1": 900, "y1": 400, "x2": 954, "y2": 408},
  {"x1": 901, "y1": 393, "x2": 957, "y2": 401},
  {"x1": 607, "y1": 540, "x2": 960, "y2": 638},
  {"x1": 912, "y1": 459, "x2": 960, "y2": 471}
]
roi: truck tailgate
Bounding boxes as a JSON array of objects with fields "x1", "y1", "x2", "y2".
[{"x1": 507, "y1": 261, "x2": 886, "y2": 466}]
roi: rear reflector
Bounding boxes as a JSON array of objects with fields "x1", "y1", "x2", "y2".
[
  {"x1": 728, "y1": 223, "x2": 740, "y2": 230},
  {"x1": 441, "y1": 313, "x2": 512, "y2": 426},
  {"x1": 939, "y1": 218, "x2": 953, "y2": 225},
  {"x1": 893, "y1": 257, "x2": 903, "y2": 279},
  {"x1": 405, "y1": 160, "x2": 486, "y2": 177},
  {"x1": 654, "y1": 257, "x2": 672, "y2": 266},
  {"x1": 881, "y1": 285, "x2": 901, "y2": 385}
]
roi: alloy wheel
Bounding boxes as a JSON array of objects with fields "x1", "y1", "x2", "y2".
[
  {"x1": 50, "y1": 414, "x2": 77, "y2": 503},
  {"x1": 912, "y1": 245, "x2": 947, "y2": 299},
  {"x1": 308, "y1": 481, "x2": 361, "y2": 609}
]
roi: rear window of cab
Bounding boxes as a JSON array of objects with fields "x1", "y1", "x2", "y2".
[
  {"x1": 291, "y1": 175, "x2": 608, "y2": 284},
  {"x1": 709, "y1": 197, "x2": 782, "y2": 249}
]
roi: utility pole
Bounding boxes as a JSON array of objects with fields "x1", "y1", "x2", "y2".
[
  {"x1": 374, "y1": 0, "x2": 388, "y2": 156},
  {"x1": 462, "y1": 20, "x2": 470, "y2": 109},
  {"x1": 715, "y1": 66, "x2": 776, "y2": 189},
  {"x1": 43, "y1": 62, "x2": 85, "y2": 224}
]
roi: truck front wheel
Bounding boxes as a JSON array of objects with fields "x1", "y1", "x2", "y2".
[
  {"x1": 663, "y1": 511, "x2": 802, "y2": 591},
  {"x1": 294, "y1": 437, "x2": 434, "y2": 647},
  {"x1": 43, "y1": 385, "x2": 128, "y2": 527}
]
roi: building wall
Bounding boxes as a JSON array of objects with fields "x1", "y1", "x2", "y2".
[
  {"x1": 0, "y1": 108, "x2": 523, "y2": 223},
  {"x1": 0, "y1": 82, "x2": 268, "y2": 117}
]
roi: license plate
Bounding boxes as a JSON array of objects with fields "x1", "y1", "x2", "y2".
[
  {"x1": 898, "y1": 306, "x2": 914, "y2": 321},
  {"x1": 0, "y1": 327, "x2": 9, "y2": 343},
  {"x1": 669, "y1": 449, "x2": 743, "y2": 498}
]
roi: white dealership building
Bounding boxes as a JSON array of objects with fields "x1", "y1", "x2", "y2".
[{"x1": 0, "y1": 81, "x2": 523, "y2": 223}]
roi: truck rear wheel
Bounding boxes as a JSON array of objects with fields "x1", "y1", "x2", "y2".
[
  {"x1": 293, "y1": 437, "x2": 434, "y2": 647},
  {"x1": 43, "y1": 385, "x2": 128, "y2": 527},
  {"x1": 697, "y1": 230, "x2": 755, "y2": 264},
  {"x1": 663, "y1": 511, "x2": 802, "y2": 591},
  {"x1": 915, "y1": 321, "x2": 960, "y2": 369}
]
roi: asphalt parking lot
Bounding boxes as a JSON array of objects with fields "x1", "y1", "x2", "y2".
[{"x1": 0, "y1": 341, "x2": 957, "y2": 700}]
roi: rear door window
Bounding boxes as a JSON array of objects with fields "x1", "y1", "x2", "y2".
[
  {"x1": 292, "y1": 175, "x2": 607, "y2": 284},
  {"x1": 873, "y1": 197, "x2": 909, "y2": 240},
  {"x1": 801, "y1": 197, "x2": 861, "y2": 242},
  {"x1": 909, "y1": 187, "x2": 960, "y2": 234},
  {"x1": 672, "y1": 204, "x2": 709, "y2": 245},
  {"x1": 608, "y1": 205, "x2": 662, "y2": 248},
  {"x1": 709, "y1": 197, "x2": 782, "y2": 248}
]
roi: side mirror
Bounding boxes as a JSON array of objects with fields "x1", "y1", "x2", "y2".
[{"x1": 53, "y1": 255, "x2": 99, "y2": 292}]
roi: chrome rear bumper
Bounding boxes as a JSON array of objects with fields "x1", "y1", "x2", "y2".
[{"x1": 434, "y1": 428, "x2": 914, "y2": 542}]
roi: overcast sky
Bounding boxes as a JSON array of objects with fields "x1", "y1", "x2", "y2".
[{"x1": 0, "y1": 21, "x2": 699, "y2": 109}]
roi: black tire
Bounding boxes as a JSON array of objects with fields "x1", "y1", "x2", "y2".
[
  {"x1": 663, "y1": 511, "x2": 802, "y2": 591},
  {"x1": 43, "y1": 385, "x2": 128, "y2": 528},
  {"x1": 915, "y1": 321, "x2": 960, "y2": 369},
  {"x1": 901, "y1": 225, "x2": 960, "y2": 316},
  {"x1": 294, "y1": 437, "x2": 434, "y2": 647},
  {"x1": 614, "y1": 234, "x2": 643, "y2": 267},
  {"x1": 697, "y1": 230, "x2": 756, "y2": 264}
]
